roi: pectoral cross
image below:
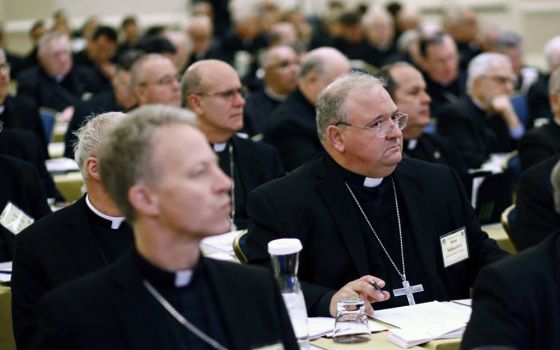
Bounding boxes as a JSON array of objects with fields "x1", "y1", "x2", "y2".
[{"x1": 393, "y1": 280, "x2": 424, "y2": 305}]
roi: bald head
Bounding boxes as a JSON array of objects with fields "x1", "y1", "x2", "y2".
[
  {"x1": 299, "y1": 47, "x2": 351, "y2": 105},
  {"x1": 181, "y1": 60, "x2": 245, "y2": 142}
]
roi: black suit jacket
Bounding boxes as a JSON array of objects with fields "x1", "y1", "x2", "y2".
[
  {"x1": 404, "y1": 133, "x2": 467, "y2": 178},
  {"x1": 1, "y1": 95, "x2": 47, "y2": 156},
  {"x1": 461, "y1": 232, "x2": 560, "y2": 350},
  {"x1": 437, "y1": 97, "x2": 516, "y2": 168},
  {"x1": 32, "y1": 251, "x2": 298, "y2": 350},
  {"x1": 11, "y1": 196, "x2": 132, "y2": 350},
  {"x1": 514, "y1": 155, "x2": 560, "y2": 250},
  {"x1": 245, "y1": 155, "x2": 507, "y2": 316},
  {"x1": 16, "y1": 64, "x2": 103, "y2": 112},
  {"x1": 0, "y1": 155, "x2": 50, "y2": 261},
  {"x1": 243, "y1": 89, "x2": 282, "y2": 137},
  {"x1": 424, "y1": 71, "x2": 466, "y2": 117},
  {"x1": 527, "y1": 72, "x2": 551, "y2": 127},
  {"x1": 518, "y1": 121, "x2": 560, "y2": 171},
  {"x1": 0, "y1": 129, "x2": 63, "y2": 200},
  {"x1": 63, "y1": 90, "x2": 125, "y2": 158},
  {"x1": 220, "y1": 136, "x2": 284, "y2": 230},
  {"x1": 264, "y1": 88, "x2": 321, "y2": 171}
]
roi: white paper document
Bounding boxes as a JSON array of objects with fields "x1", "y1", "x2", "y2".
[
  {"x1": 200, "y1": 230, "x2": 241, "y2": 261},
  {"x1": 372, "y1": 300, "x2": 472, "y2": 348},
  {"x1": 0, "y1": 261, "x2": 11, "y2": 283}
]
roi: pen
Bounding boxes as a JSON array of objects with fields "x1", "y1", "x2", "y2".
[{"x1": 370, "y1": 279, "x2": 383, "y2": 292}]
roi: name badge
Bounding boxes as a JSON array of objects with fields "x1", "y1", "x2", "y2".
[
  {"x1": 0, "y1": 202, "x2": 34, "y2": 235},
  {"x1": 440, "y1": 228, "x2": 469, "y2": 268}
]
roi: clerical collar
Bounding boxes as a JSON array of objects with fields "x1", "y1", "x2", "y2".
[
  {"x1": 85, "y1": 195, "x2": 125, "y2": 229},
  {"x1": 406, "y1": 139, "x2": 418, "y2": 150},
  {"x1": 264, "y1": 86, "x2": 288, "y2": 102},
  {"x1": 329, "y1": 154, "x2": 384, "y2": 188},
  {"x1": 213, "y1": 142, "x2": 227, "y2": 152},
  {"x1": 134, "y1": 249, "x2": 197, "y2": 288},
  {"x1": 53, "y1": 74, "x2": 65, "y2": 83},
  {"x1": 0, "y1": 105, "x2": 4, "y2": 115}
]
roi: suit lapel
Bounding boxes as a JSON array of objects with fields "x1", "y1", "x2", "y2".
[
  {"x1": 230, "y1": 136, "x2": 255, "y2": 190},
  {"x1": 109, "y1": 252, "x2": 162, "y2": 349},
  {"x1": 315, "y1": 156, "x2": 370, "y2": 276},
  {"x1": 63, "y1": 196, "x2": 106, "y2": 273},
  {"x1": 394, "y1": 161, "x2": 439, "y2": 295}
]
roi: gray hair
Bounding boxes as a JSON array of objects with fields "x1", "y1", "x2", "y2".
[
  {"x1": 130, "y1": 53, "x2": 167, "y2": 89},
  {"x1": 299, "y1": 47, "x2": 347, "y2": 80},
  {"x1": 466, "y1": 52, "x2": 511, "y2": 93},
  {"x1": 544, "y1": 36, "x2": 560, "y2": 71},
  {"x1": 180, "y1": 62, "x2": 204, "y2": 107},
  {"x1": 316, "y1": 71, "x2": 385, "y2": 142},
  {"x1": 551, "y1": 159, "x2": 560, "y2": 214},
  {"x1": 494, "y1": 31, "x2": 522, "y2": 51},
  {"x1": 73, "y1": 112, "x2": 126, "y2": 185},
  {"x1": 98, "y1": 105, "x2": 196, "y2": 222},
  {"x1": 549, "y1": 67, "x2": 560, "y2": 94},
  {"x1": 37, "y1": 31, "x2": 70, "y2": 54}
]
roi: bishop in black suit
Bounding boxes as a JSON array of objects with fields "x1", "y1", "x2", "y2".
[
  {"x1": 11, "y1": 113, "x2": 133, "y2": 350},
  {"x1": 244, "y1": 72, "x2": 507, "y2": 317},
  {"x1": 182, "y1": 60, "x2": 285, "y2": 230},
  {"x1": 32, "y1": 105, "x2": 297, "y2": 349},
  {"x1": 263, "y1": 47, "x2": 350, "y2": 171}
]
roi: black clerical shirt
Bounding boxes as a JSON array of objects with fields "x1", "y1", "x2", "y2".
[
  {"x1": 86, "y1": 208, "x2": 133, "y2": 266},
  {"x1": 334, "y1": 160, "x2": 433, "y2": 309},
  {"x1": 134, "y1": 251, "x2": 230, "y2": 349}
]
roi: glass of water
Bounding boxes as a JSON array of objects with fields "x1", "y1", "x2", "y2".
[{"x1": 332, "y1": 297, "x2": 370, "y2": 344}]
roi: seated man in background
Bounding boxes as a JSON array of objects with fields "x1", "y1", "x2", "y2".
[
  {"x1": 0, "y1": 49, "x2": 48, "y2": 157},
  {"x1": 12, "y1": 112, "x2": 134, "y2": 350},
  {"x1": 181, "y1": 59, "x2": 284, "y2": 230},
  {"x1": 130, "y1": 53, "x2": 182, "y2": 107},
  {"x1": 243, "y1": 45, "x2": 300, "y2": 138},
  {"x1": 63, "y1": 50, "x2": 140, "y2": 159},
  {"x1": 437, "y1": 52, "x2": 523, "y2": 169},
  {"x1": 461, "y1": 159, "x2": 560, "y2": 350},
  {"x1": 32, "y1": 105, "x2": 297, "y2": 350},
  {"x1": 379, "y1": 62, "x2": 467, "y2": 178},
  {"x1": 17, "y1": 31, "x2": 103, "y2": 113},
  {"x1": 0, "y1": 155, "x2": 50, "y2": 262},
  {"x1": 244, "y1": 72, "x2": 507, "y2": 317},
  {"x1": 264, "y1": 47, "x2": 350, "y2": 171},
  {"x1": 519, "y1": 67, "x2": 560, "y2": 171}
]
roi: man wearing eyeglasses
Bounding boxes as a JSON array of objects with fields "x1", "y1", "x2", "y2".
[
  {"x1": 243, "y1": 71, "x2": 507, "y2": 317},
  {"x1": 437, "y1": 52, "x2": 524, "y2": 169},
  {"x1": 131, "y1": 53, "x2": 182, "y2": 107},
  {"x1": 181, "y1": 59, "x2": 285, "y2": 230}
]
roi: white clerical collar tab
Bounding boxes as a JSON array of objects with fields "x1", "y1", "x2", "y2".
[
  {"x1": 213, "y1": 143, "x2": 227, "y2": 152},
  {"x1": 407, "y1": 139, "x2": 418, "y2": 150},
  {"x1": 0, "y1": 106, "x2": 5, "y2": 114},
  {"x1": 85, "y1": 195, "x2": 126, "y2": 229},
  {"x1": 175, "y1": 269, "x2": 193, "y2": 287},
  {"x1": 363, "y1": 177, "x2": 383, "y2": 188}
]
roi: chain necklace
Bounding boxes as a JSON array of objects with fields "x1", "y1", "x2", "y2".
[
  {"x1": 143, "y1": 280, "x2": 229, "y2": 350},
  {"x1": 345, "y1": 177, "x2": 424, "y2": 305},
  {"x1": 228, "y1": 144, "x2": 237, "y2": 231}
]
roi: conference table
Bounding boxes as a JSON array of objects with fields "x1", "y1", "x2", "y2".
[
  {"x1": 311, "y1": 331, "x2": 460, "y2": 350},
  {"x1": 0, "y1": 285, "x2": 15, "y2": 350}
]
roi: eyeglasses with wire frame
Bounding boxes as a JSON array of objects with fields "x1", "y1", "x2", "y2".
[{"x1": 334, "y1": 112, "x2": 408, "y2": 138}]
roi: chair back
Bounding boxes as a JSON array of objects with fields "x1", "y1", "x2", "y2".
[{"x1": 232, "y1": 229, "x2": 249, "y2": 263}]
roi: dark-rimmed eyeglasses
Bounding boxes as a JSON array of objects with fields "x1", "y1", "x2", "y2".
[
  {"x1": 194, "y1": 86, "x2": 248, "y2": 101},
  {"x1": 335, "y1": 112, "x2": 408, "y2": 138}
]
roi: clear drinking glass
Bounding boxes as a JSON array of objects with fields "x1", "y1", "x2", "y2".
[{"x1": 332, "y1": 297, "x2": 370, "y2": 344}]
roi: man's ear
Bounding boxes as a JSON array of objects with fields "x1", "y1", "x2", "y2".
[
  {"x1": 187, "y1": 94, "x2": 204, "y2": 115},
  {"x1": 326, "y1": 125, "x2": 345, "y2": 153},
  {"x1": 128, "y1": 184, "x2": 159, "y2": 217},
  {"x1": 85, "y1": 157, "x2": 101, "y2": 181}
]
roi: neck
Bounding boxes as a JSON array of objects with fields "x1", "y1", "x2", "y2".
[
  {"x1": 197, "y1": 119, "x2": 235, "y2": 144},
  {"x1": 0, "y1": 90, "x2": 8, "y2": 105},
  {"x1": 264, "y1": 85, "x2": 288, "y2": 101},
  {"x1": 134, "y1": 219, "x2": 201, "y2": 271},
  {"x1": 87, "y1": 180, "x2": 122, "y2": 217}
]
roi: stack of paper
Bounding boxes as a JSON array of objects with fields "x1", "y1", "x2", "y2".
[
  {"x1": 372, "y1": 300, "x2": 471, "y2": 348},
  {"x1": 200, "y1": 230, "x2": 241, "y2": 261},
  {"x1": 0, "y1": 261, "x2": 12, "y2": 283},
  {"x1": 307, "y1": 317, "x2": 387, "y2": 340}
]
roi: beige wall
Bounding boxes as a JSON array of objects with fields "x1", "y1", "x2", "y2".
[{"x1": 2, "y1": 0, "x2": 560, "y2": 69}]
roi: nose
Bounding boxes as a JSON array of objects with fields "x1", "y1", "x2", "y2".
[
  {"x1": 385, "y1": 120, "x2": 403, "y2": 139},
  {"x1": 234, "y1": 91, "x2": 245, "y2": 107},
  {"x1": 421, "y1": 90, "x2": 431, "y2": 104},
  {"x1": 215, "y1": 165, "x2": 233, "y2": 193}
]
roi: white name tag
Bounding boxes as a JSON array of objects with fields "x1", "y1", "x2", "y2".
[
  {"x1": 440, "y1": 228, "x2": 469, "y2": 268},
  {"x1": 0, "y1": 202, "x2": 34, "y2": 235}
]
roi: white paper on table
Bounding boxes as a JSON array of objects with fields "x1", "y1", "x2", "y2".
[{"x1": 200, "y1": 230, "x2": 241, "y2": 259}]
